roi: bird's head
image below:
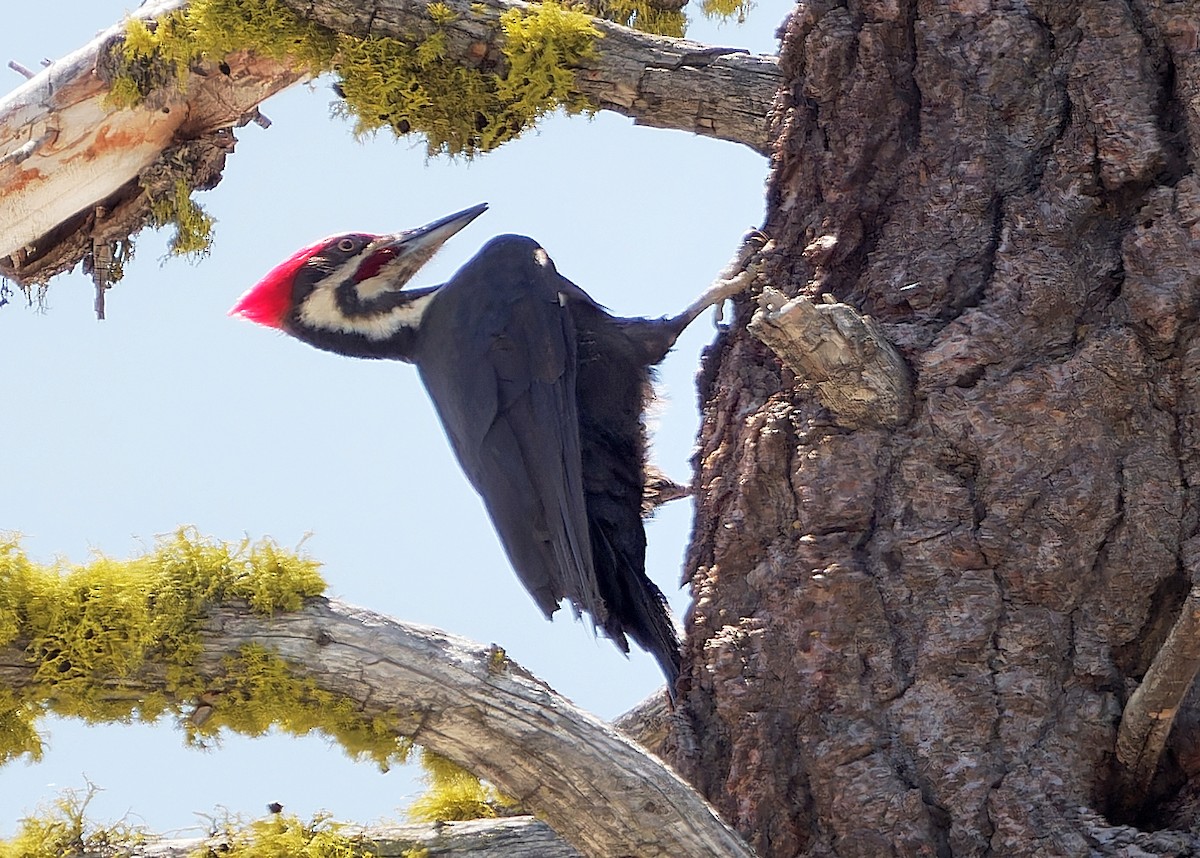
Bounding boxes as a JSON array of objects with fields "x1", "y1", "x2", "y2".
[{"x1": 230, "y1": 203, "x2": 488, "y2": 352}]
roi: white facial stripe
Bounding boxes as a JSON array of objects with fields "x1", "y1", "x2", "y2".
[
  {"x1": 356, "y1": 274, "x2": 394, "y2": 301},
  {"x1": 299, "y1": 285, "x2": 435, "y2": 340}
]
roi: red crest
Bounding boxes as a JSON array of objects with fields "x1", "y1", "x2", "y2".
[{"x1": 229, "y1": 238, "x2": 335, "y2": 328}]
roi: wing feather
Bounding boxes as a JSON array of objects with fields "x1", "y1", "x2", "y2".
[{"x1": 413, "y1": 236, "x2": 603, "y2": 623}]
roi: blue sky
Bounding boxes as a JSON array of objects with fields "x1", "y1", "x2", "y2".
[{"x1": 1, "y1": 1, "x2": 784, "y2": 837}]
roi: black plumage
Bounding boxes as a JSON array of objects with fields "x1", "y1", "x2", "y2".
[
  {"x1": 411, "y1": 236, "x2": 682, "y2": 685},
  {"x1": 232, "y1": 205, "x2": 749, "y2": 693}
]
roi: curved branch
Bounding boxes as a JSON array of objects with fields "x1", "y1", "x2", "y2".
[
  {"x1": 0, "y1": 597, "x2": 753, "y2": 858},
  {"x1": 287, "y1": 0, "x2": 780, "y2": 153},
  {"x1": 1113, "y1": 585, "x2": 1200, "y2": 821}
]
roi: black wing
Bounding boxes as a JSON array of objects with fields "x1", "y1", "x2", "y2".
[{"x1": 412, "y1": 235, "x2": 605, "y2": 625}]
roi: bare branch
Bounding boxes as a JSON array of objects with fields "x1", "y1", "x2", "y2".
[
  {"x1": 1113, "y1": 585, "x2": 1200, "y2": 821},
  {"x1": 127, "y1": 817, "x2": 580, "y2": 856},
  {"x1": 0, "y1": 597, "x2": 754, "y2": 858},
  {"x1": 749, "y1": 287, "x2": 914, "y2": 429},
  {"x1": 0, "y1": 0, "x2": 302, "y2": 285},
  {"x1": 0, "y1": 0, "x2": 776, "y2": 291}
]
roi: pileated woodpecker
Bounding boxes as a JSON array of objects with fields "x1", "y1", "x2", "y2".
[{"x1": 231, "y1": 203, "x2": 748, "y2": 691}]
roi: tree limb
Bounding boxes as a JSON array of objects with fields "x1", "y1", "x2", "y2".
[
  {"x1": 0, "y1": 0, "x2": 301, "y2": 286},
  {"x1": 0, "y1": 0, "x2": 778, "y2": 290},
  {"x1": 286, "y1": 0, "x2": 780, "y2": 153},
  {"x1": 0, "y1": 597, "x2": 753, "y2": 858},
  {"x1": 1113, "y1": 584, "x2": 1200, "y2": 821},
  {"x1": 126, "y1": 817, "x2": 581, "y2": 857}
]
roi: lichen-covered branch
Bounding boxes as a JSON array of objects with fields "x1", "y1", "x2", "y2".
[
  {"x1": 59, "y1": 817, "x2": 581, "y2": 857},
  {"x1": 0, "y1": 0, "x2": 778, "y2": 293},
  {"x1": 286, "y1": 0, "x2": 780, "y2": 153},
  {"x1": 0, "y1": 595, "x2": 752, "y2": 858}
]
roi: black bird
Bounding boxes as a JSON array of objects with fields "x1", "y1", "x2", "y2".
[{"x1": 231, "y1": 204, "x2": 748, "y2": 691}]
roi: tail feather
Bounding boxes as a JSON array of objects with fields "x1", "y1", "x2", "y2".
[{"x1": 590, "y1": 520, "x2": 681, "y2": 696}]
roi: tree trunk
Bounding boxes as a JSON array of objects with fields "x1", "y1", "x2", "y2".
[{"x1": 678, "y1": 1, "x2": 1200, "y2": 855}]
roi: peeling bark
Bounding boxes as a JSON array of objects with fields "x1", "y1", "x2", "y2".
[
  {"x1": 0, "y1": 0, "x2": 301, "y2": 286},
  {"x1": 0, "y1": 0, "x2": 778, "y2": 292}
]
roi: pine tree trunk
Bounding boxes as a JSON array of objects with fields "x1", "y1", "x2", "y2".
[{"x1": 677, "y1": 1, "x2": 1200, "y2": 854}]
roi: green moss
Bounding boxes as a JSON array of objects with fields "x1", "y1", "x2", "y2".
[
  {"x1": 332, "y1": 32, "x2": 501, "y2": 156},
  {"x1": 496, "y1": 2, "x2": 601, "y2": 123},
  {"x1": 336, "y1": 1, "x2": 600, "y2": 156},
  {"x1": 0, "y1": 530, "x2": 408, "y2": 771},
  {"x1": 190, "y1": 644, "x2": 412, "y2": 769},
  {"x1": 115, "y1": 0, "x2": 337, "y2": 100},
  {"x1": 407, "y1": 749, "x2": 518, "y2": 823},
  {"x1": 1, "y1": 801, "x2": 361, "y2": 858},
  {"x1": 104, "y1": 73, "x2": 145, "y2": 110},
  {"x1": 148, "y1": 177, "x2": 216, "y2": 258},
  {"x1": 426, "y1": 2, "x2": 457, "y2": 26}
]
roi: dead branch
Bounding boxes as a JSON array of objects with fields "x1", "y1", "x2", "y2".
[
  {"x1": 287, "y1": 0, "x2": 781, "y2": 153},
  {"x1": 749, "y1": 287, "x2": 914, "y2": 429},
  {"x1": 0, "y1": 596, "x2": 754, "y2": 858},
  {"x1": 0, "y1": 0, "x2": 302, "y2": 286},
  {"x1": 0, "y1": 0, "x2": 777, "y2": 291},
  {"x1": 1113, "y1": 585, "x2": 1200, "y2": 821},
  {"x1": 126, "y1": 817, "x2": 580, "y2": 857}
]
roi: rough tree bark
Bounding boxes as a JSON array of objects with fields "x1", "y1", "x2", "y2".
[
  {"x1": 678, "y1": 1, "x2": 1200, "y2": 855},
  {"x1": 12, "y1": 0, "x2": 1200, "y2": 855}
]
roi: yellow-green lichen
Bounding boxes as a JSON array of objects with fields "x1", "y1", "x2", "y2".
[
  {"x1": 111, "y1": 0, "x2": 603, "y2": 158},
  {"x1": 0, "y1": 783, "x2": 145, "y2": 858},
  {"x1": 211, "y1": 812, "x2": 361, "y2": 857},
  {"x1": 0, "y1": 529, "x2": 408, "y2": 771},
  {"x1": 148, "y1": 177, "x2": 216, "y2": 258},
  {"x1": 407, "y1": 749, "x2": 519, "y2": 823},
  {"x1": 596, "y1": 0, "x2": 686, "y2": 37},
  {"x1": 701, "y1": 0, "x2": 754, "y2": 24}
]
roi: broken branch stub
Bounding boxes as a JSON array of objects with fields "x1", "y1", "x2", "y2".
[
  {"x1": 749, "y1": 287, "x2": 913, "y2": 429},
  {"x1": 0, "y1": 0, "x2": 303, "y2": 288}
]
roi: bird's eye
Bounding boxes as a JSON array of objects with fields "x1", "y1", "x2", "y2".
[{"x1": 337, "y1": 238, "x2": 357, "y2": 253}]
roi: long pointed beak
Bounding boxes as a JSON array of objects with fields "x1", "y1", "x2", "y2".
[{"x1": 378, "y1": 202, "x2": 489, "y2": 256}]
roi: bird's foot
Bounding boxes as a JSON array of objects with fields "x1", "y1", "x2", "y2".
[{"x1": 676, "y1": 228, "x2": 771, "y2": 330}]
